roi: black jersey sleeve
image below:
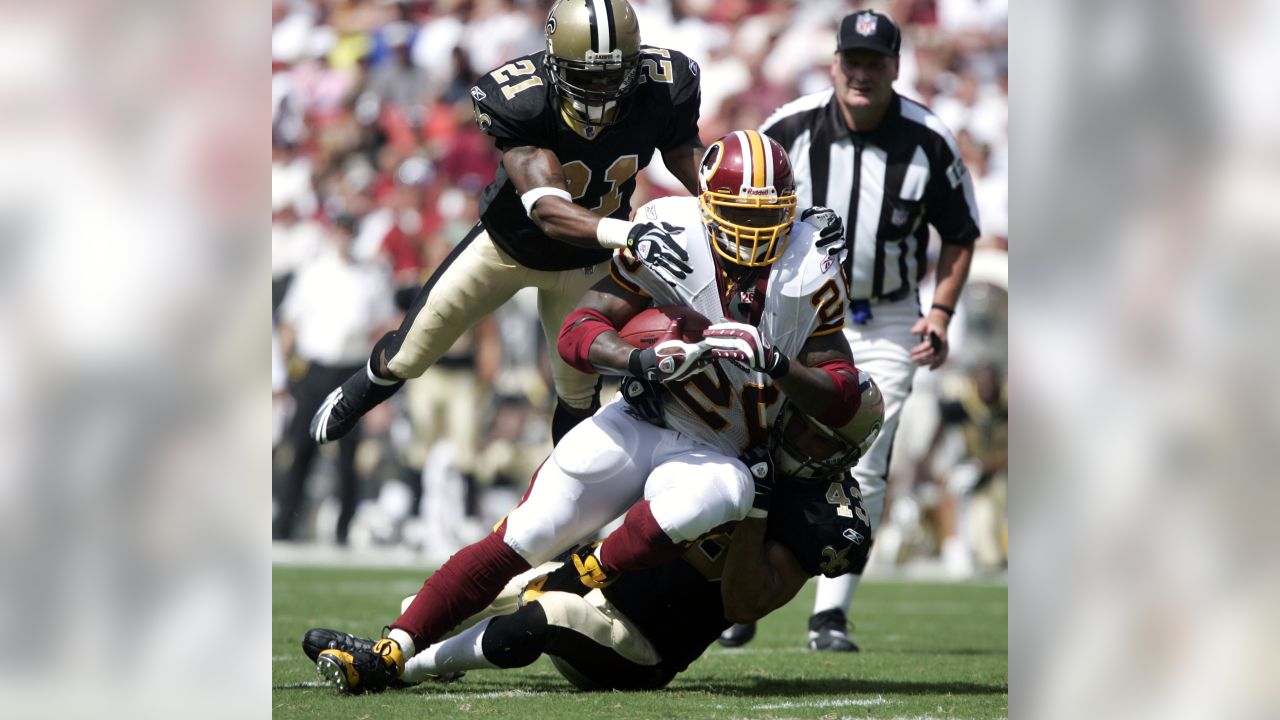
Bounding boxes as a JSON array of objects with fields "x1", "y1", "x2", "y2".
[
  {"x1": 647, "y1": 47, "x2": 702, "y2": 151},
  {"x1": 766, "y1": 477, "x2": 873, "y2": 578},
  {"x1": 925, "y1": 140, "x2": 981, "y2": 246},
  {"x1": 470, "y1": 53, "x2": 555, "y2": 152}
]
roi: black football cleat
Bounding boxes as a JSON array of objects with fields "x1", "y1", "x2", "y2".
[
  {"x1": 302, "y1": 628, "x2": 376, "y2": 663},
  {"x1": 310, "y1": 366, "x2": 403, "y2": 444},
  {"x1": 316, "y1": 638, "x2": 405, "y2": 694},
  {"x1": 716, "y1": 622, "x2": 757, "y2": 647},
  {"x1": 807, "y1": 608, "x2": 860, "y2": 652}
]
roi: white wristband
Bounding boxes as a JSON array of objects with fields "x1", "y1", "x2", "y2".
[
  {"x1": 596, "y1": 217, "x2": 636, "y2": 250},
  {"x1": 520, "y1": 187, "x2": 573, "y2": 217}
]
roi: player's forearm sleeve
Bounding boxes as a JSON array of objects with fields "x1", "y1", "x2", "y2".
[
  {"x1": 558, "y1": 308, "x2": 617, "y2": 374},
  {"x1": 813, "y1": 357, "x2": 861, "y2": 427}
]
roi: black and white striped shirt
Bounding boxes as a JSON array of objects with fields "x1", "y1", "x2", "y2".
[{"x1": 761, "y1": 91, "x2": 980, "y2": 301}]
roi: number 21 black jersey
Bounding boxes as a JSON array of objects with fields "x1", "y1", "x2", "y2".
[{"x1": 470, "y1": 47, "x2": 701, "y2": 271}]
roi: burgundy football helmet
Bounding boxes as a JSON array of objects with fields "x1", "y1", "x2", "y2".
[{"x1": 697, "y1": 129, "x2": 798, "y2": 267}]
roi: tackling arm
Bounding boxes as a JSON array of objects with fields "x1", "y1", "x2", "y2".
[
  {"x1": 505, "y1": 145, "x2": 608, "y2": 248},
  {"x1": 772, "y1": 331, "x2": 860, "y2": 424},
  {"x1": 720, "y1": 519, "x2": 811, "y2": 623}
]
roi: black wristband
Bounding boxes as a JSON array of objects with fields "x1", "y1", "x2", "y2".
[
  {"x1": 931, "y1": 303, "x2": 955, "y2": 317},
  {"x1": 627, "y1": 348, "x2": 646, "y2": 377},
  {"x1": 764, "y1": 351, "x2": 790, "y2": 379}
]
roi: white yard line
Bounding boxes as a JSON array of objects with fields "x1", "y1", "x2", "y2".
[{"x1": 752, "y1": 696, "x2": 890, "y2": 710}]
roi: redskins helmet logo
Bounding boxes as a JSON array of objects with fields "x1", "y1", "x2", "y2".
[{"x1": 697, "y1": 142, "x2": 723, "y2": 192}]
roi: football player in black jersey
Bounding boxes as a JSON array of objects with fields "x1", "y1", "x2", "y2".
[
  {"x1": 309, "y1": 0, "x2": 706, "y2": 450},
  {"x1": 304, "y1": 374, "x2": 885, "y2": 692}
]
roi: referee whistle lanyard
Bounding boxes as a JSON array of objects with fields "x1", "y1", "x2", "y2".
[{"x1": 850, "y1": 298, "x2": 873, "y2": 325}]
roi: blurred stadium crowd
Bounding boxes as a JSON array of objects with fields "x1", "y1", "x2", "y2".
[{"x1": 270, "y1": 0, "x2": 1008, "y2": 575}]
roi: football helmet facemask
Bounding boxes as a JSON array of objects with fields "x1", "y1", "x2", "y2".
[
  {"x1": 772, "y1": 369, "x2": 885, "y2": 481},
  {"x1": 698, "y1": 130, "x2": 798, "y2": 267},
  {"x1": 545, "y1": 0, "x2": 642, "y2": 138}
]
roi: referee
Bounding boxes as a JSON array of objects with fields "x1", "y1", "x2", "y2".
[{"x1": 720, "y1": 10, "x2": 980, "y2": 652}]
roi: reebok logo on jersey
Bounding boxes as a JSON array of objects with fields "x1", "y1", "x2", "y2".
[
  {"x1": 470, "y1": 86, "x2": 486, "y2": 102},
  {"x1": 843, "y1": 528, "x2": 865, "y2": 544}
]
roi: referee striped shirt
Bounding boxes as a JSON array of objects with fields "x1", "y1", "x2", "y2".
[{"x1": 761, "y1": 91, "x2": 980, "y2": 301}]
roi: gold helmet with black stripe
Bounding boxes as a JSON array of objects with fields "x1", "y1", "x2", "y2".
[{"x1": 544, "y1": 0, "x2": 642, "y2": 138}]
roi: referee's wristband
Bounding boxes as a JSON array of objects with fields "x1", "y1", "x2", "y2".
[{"x1": 930, "y1": 303, "x2": 956, "y2": 317}]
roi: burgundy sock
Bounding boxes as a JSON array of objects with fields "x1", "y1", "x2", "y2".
[
  {"x1": 390, "y1": 531, "x2": 531, "y2": 649},
  {"x1": 597, "y1": 500, "x2": 686, "y2": 573}
]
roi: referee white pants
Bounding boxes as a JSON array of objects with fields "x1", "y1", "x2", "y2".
[{"x1": 813, "y1": 298, "x2": 920, "y2": 614}]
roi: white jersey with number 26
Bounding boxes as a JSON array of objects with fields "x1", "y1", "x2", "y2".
[{"x1": 609, "y1": 196, "x2": 848, "y2": 456}]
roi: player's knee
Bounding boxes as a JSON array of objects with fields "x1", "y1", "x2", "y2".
[
  {"x1": 553, "y1": 374, "x2": 603, "y2": 411},
  {"x1": 481, "y1": 604, "x2": 549, "y2": 669},
  {"x1": 502, "y1": 508, "x2": 566, "y2": 565}
]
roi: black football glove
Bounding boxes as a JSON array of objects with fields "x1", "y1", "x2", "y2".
[
  {"x1": 619, "y1": 376, "x2": 666, "y2": 426},
  {"x1": 740, "y1": 446, "x2": 776, "y2": 519},
  {"x1": 627, "y1": 222, "x2": 692, "y2": 279},
  {"x1": 800, "y1": 206, "x2": 845, "y2": 257}
]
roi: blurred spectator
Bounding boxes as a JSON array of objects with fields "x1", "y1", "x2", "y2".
[{"x1": 273, "y1": 215, "x2": 397, "y2": 543}]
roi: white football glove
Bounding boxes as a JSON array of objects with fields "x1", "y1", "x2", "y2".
[{"x1": 703, "y1": 321, "x2": 791, "y2": 378}]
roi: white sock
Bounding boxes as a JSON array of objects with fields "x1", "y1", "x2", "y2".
[
  {"x1": 402, "y1": 617, "x2": 497, "y2": 684},
  {"x1": 812, "y1": 573, "x2": 861, "y2": 616},
  {"x1": 387, "y1": 628, "x2": 416, "y2": 659}
]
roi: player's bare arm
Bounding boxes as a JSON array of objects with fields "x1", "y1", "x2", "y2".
[
  {"x1": 504, "y1": 145, "x2": 606, "y2": 248},
  {"x1": 661, "y1": 139, "x2": 706, "y2": 195},
  {"x1": 721, "y1": 519, "x2": 811, "y2": 623},
  {"x1": 773, "y1": 330, "x2": 857, "y2": 418}
]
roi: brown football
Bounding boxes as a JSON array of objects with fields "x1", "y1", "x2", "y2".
[{"x1": 618, "y1": 305, "x2": 713, "y2": 348}]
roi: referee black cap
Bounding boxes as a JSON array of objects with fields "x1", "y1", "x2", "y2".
[{"x1": 836, "y1": 10, "x2": 901, "y2": 57}]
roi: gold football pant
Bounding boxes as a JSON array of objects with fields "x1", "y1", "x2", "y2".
[{"x1": 381, "y1": 224, "x2": 607, "y2": 410}]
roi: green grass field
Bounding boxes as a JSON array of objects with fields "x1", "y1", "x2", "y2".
[{"x1": 273, "y1": 564, "x2": 1007, "y2": 719}]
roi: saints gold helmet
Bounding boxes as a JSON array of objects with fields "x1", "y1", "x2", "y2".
[
  {"x1": 544, "y1": 0, "x2": 642, "y2": 136},
  {"x1": 772, "y1": 370, "x2": 885, "y2": 481}
]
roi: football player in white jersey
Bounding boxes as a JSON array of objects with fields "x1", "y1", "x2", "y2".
[{"x1": 313, "y1": 130, "x2": 868, "y2": 694}]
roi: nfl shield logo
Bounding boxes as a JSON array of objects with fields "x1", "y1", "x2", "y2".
[
  {"x1": 856, "y1": 13, "x2": 877, "y2": 36},
  {"x1": 891, "y1": 207, "x2": 909, "y2": 227}
]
